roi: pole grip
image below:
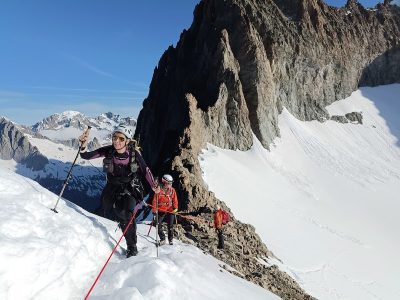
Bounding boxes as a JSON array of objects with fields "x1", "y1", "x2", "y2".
[{"x1": 80, "y1": 126, "x2": 92, "y2": 150}]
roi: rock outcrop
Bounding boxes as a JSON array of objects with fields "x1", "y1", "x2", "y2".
[
  {"x1": 0, "y1": 118, "x2": 48, "y2": 170},
  {"x1": 136, "y1": 0, "x2": 400, "y2": 298},
  {"x1": 0, "y1": 116, "x2": 105, "y2": 212}
]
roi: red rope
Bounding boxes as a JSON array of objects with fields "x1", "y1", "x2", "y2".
[
  {"x1": 145, "y1": 203, "x2": 212, "y2": 227},
  {"x1": 84, "y1": 205, "x2": 140, "y2": 300}
]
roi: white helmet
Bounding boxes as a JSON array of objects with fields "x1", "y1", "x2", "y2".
[
  {"x1": 216, "y1": 205, "x2": 221, "y2": 210},
  {"x1": 113, "y1": 124, "x2": 133, "y2": 140},
  {"x1": 162, "y1": 174, "x2": 173, "y2": 184}
]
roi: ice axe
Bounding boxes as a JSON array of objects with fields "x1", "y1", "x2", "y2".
[{"x1": 51, "y1": 126, "x2": 92, "y2": 213}]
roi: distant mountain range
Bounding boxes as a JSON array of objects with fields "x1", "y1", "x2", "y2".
[
  {"x1": 30, "y1": 110, "x2": 136, "y2": 148},
  {"x1": 0, "y1": 111, "x2": 136, "y2": 212}
]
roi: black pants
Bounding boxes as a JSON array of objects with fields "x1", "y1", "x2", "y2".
[
  {"x1": 101, "y1": 183, "x2": 138, "y2": 247},
  {"x1": 156, "y1": 212, "x2": 174, "y2": 241},
  {"x1": 217, "y1": 228, "x2": 224, "y2": 249}
]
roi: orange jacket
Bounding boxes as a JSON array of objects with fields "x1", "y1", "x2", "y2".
[
  {"x1": 152, "y1": 186, "x2": 178, "y2": 213},
  {"x1": 214, "y1": 209, "x2": 223, "y2": 229}
]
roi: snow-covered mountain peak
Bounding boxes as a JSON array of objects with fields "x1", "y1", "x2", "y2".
[
  {"x1": 59, "y1": 110, "x2": 83, "y2": 118},
  {"x1": 0, "y1": 116, "x2": 13, "y2": 124},
  {"x1": 30, "y1": 111, "x2": 136, "y2": 145},
  {"x1": 31, "y1": 111, "x2": 88, "y2": 132},
  {"x1": 98, "y1": 111, "x2": 116, "y2": 119}
]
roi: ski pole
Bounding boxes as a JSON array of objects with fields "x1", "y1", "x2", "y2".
[
  {"x1": 51, "y1": 126, "x2": 91, "y2": 213},
  {"x1": 147, "y1": 221, "x2": 153, "y2": 236},
  {"x1": 142, "y1": 202, "x2": 153, "y2": 236},
  {"x1": 155, "y1": 193, "x2": 159, "y2": 258}
]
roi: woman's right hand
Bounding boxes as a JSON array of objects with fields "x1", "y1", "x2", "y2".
[
  {"x1": 79, "y1": 133, "x2": 88, "y2": 150},
  {"x1": 79, "y1": 133, "x2": 87, "y2": 144},
  {"x1": 78, "y1": 127, "x2": 91, "y2": 151}
]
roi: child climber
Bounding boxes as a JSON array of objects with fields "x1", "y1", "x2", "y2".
[{"x1": 152, "y1": 174, "x2": 178, "y2": 245}]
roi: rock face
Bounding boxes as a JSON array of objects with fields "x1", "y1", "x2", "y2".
[
  {"x1": 138, "y1": 0, "x2": 400, "y2": 158},
  {"x1": 331, "y1": 111, "x2": 363, "y2": 124},
  {"x1": 0, "y1": 118, "x2": 48, "y2": 170},
  {"x1": 136, "y1": 0, "x2": 400, "y2": 298}
]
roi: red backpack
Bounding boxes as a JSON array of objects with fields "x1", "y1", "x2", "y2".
[{"x1": 221, "y1": 210, "x2": 230, "y2": 225}]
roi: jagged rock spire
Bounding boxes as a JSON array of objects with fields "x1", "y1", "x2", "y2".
[{"x1": 135, "y1": 0, "x2": 400, "y2": 297}]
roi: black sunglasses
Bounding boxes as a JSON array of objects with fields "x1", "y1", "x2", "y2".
[{"x1": 112, "y1": 136, "x2": 126, "y2": 142}]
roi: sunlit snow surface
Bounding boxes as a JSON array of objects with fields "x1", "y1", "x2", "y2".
[
  {"x1": 199, "y1": 84, "x2": 400, "y2": 299},
  {"x1": 0, "y1": 169, "x2": 277, "y2": 300}
]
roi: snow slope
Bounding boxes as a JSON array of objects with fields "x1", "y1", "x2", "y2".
[
  {"x1": 199, "y1": 84, "x2": 400, "y2": 299},
  {"x1": 0, "y1": 134, "x2": 106, "y2": 211},
  {"x1": 0, "y1": 168, "x2": 278, "y2": 300}
]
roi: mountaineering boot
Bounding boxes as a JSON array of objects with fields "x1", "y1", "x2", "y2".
[
  {"x1": 126, "y1": 245, "x2": 138, "y2": 258},
  {"x1": 169, "y1": 239, "x2": 173, "y2": 245},
  {"x1": 159, "y1": 239, "x2": 166, "y2": 246}
]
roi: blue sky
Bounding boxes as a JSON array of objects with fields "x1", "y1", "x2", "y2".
[{"x1": 0, "y1": 0, "x2": 389, "y2": 125}]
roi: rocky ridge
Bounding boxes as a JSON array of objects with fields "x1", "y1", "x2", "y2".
[
  {"x1": 136, "y1": 0, "x2": 400, "y2": 298},
  {"x1": 0, "y1": 118, "x2": 48, "y2": 170}
]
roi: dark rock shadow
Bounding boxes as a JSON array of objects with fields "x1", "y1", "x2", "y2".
[
  {"x1": 359, "y1": 47, "x2": 400, "y2": 87},
  {"x1": 359, "y1": 85, "x2": 400, "y2": 147},
  {"x1": 359, "y1": 47, "x2": 400, "y2": 147}
]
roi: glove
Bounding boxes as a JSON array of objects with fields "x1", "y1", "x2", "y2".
[{"x1": 172, "y1": 208, "x2": 178, "y2": 214}]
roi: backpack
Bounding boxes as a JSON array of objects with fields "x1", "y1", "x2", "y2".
[{"x1": 221, "y1": 210, "x2": 230, "y2": 225}]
